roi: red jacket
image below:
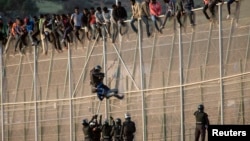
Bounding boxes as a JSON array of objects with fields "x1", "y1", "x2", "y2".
[{"x1": 149, "y1": 1, "x2": 162, "y2": 16}]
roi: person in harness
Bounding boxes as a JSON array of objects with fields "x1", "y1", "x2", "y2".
[{"x1": 90, "y1": 65, "x2": 124, "y2": 101}]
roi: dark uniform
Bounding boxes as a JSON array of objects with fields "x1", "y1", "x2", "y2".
[
  {"x1": 101, "y1": 119, "x2": 113, "y2": 141},
  {"x1": 194, "y1": 104, "x2": 210, "y2": 141},
  {"x1": 121, "y1": 114, "x2": 136, "y2": 141},
  {"x1": 91, "y1": 115, "x2": 102, "y2": 141},
  {"x1": 82, "y1": 119, "x2": 93, "y2": 141},
  {"x1": 111, "y1": 118, "x2": 123, "y2": 141}
]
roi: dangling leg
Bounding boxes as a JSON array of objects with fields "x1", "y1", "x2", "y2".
[{"x1": 107, "y1": 88, "x2": 124, "y2": 100}]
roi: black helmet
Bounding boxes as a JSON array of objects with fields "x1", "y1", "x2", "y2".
[
  {"x1": 104, "y1": 119, "x2": 109, "y2": 125},
  {"x1": 82, "y1": 119, "x2": 88, "y2": 125},
  {"x1": 115, "y1": 118, "x2": 121, "y2": 124},
  {"x1": 198, "y1": 104, "x2": 204, "y2": 111},
  {"x1": 94, "y1": 65, "x2": 102, "y2": 71}
]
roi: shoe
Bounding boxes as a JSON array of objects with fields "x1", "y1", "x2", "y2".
[
  {"x1": 36, "y1": 40, "x2": 40, "y2": 45},
  {"x1": 91, "y1": 87, "x2": 97, "y2": 93},
  {"x1": 114, "y1": 93, "x2": 124, "y2": 100},
  {"x1": 226, "y1": 14, "x2": 230, "y2": 19},
  {"x1": 31, "y1": 42, "x2": 36, "y2": 46},
  {"x1": 158, "y1": 29, "x2": 163, "y2": 34},
  {"x1": 147, "y1": 33, "x2": 151, "y2": 38},
  {"x1": 32, "y1": 40, "x2": 39, "y2": 46}
]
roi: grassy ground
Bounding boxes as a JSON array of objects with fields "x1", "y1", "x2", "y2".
[{"x1": 36, "y1": 0, "x2": 63, "y2": 14}]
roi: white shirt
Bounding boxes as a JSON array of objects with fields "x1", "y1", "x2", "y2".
[{"x1": 71, "y1": 12, "x2": 83, "y2": 27}]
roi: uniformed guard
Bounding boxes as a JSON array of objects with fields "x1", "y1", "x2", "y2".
[
  {"x1": 91, "y1": 115, "x2": 102, "y2": 141},
  {"x1": 121, "y1": 113, "x2": 136, "y2": 141},
  {"x1": 194, "y1": 104, "x2": 210, "y2": 141},
  {"x1": 101, "y1": 118, "x2": 113, "y2": 141},
  {"x1": 111, "y1": 117, "x2": 123, "y2": 141},
  {"x1": 82, "y1": 119, "x2": 93, "y2": 141}
]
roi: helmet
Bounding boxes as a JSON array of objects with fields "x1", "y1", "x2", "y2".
[
  {"x1": 198, "y1": 104, "x2": 204, "y2": 111},
  {"x1": 125, "y1": 113, "x2": 131, "y2": 119},
  {"x1": 104, "y1": 119, "x2": 109, "y2": 125},
  {"x1": 94, "y1": 65, "x2": 102, "y2": 71},
  {"x1": 82, "y1": 119, "x2": 88, "y2": 125},
  {"x1": 115, "y1": 118, "x2": 121, "y2": 124}
]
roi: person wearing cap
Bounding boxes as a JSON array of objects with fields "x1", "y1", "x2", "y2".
[
  {"x1": 90, "y1": 65, "x2": 124, "y2": 101},
  {"x1": 121, "y1": 113, "x2": 136, "y2": 141},
  {"x1": 194, "y1": 104, "x2": 210, "y2": 141}
]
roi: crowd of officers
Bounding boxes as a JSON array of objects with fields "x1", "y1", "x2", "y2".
[
  {"x1": 82, "y1": 113, "x2": 136, "y2": 141},
  {"x1": 81, "y1": 104, "x2": 209, "y2": 141},
  {"x1": 0, "y1": 0, "x2": 241, "y2": 56}
]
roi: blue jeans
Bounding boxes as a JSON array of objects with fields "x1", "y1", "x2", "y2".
[
  {"x1": 227, "y1": 0, "x2": 236, "y2": 15},
  {"x1": 63, "y1": 26, "x2": 73, "y2": 41},
  {"x1": 90, "y1": 24, "x2": 97, "y2": 39},
  {"x1": 111, "y1": 22, "x2": 118, "y2": 43},
  {"x1": 184, "y1": 8, "x2": 195, "y2": 25},
  {"x1": 130, "y1": 18, "x2": 138, "y2": 33},
  {"x1": 141, "y1": 16, "x2": 150, "y2": 36},
  {"x1": 151, "y1": 15, "x2": 162, "y2": 32},
  {"x1": 162, "y1": 11, "x2": 173, "y2": 27}
]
